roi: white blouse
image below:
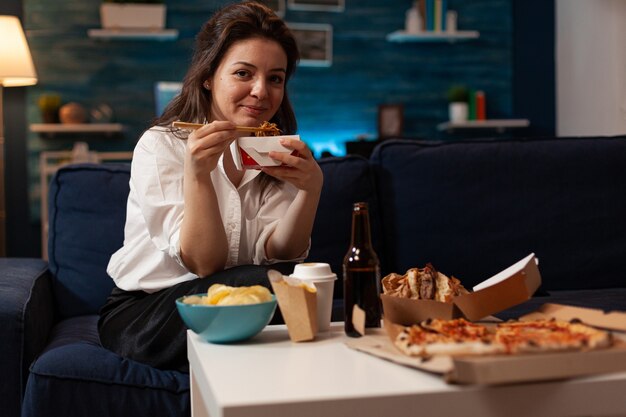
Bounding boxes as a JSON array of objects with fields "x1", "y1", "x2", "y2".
[{"x1": 107, "y1": 127, "x2": 307, "y2": 293}]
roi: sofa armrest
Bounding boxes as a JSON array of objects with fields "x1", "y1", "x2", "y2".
[{"x1": 0, "y1": 258, "x2": 54, "y2": 417}]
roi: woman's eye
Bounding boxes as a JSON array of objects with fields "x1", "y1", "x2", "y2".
[
  {"x1": 235, "y1": 70, "x2": 250, "y2": 78},
  {"x1": 270, "y1": 75, "x2": 284, "y2": 84}
]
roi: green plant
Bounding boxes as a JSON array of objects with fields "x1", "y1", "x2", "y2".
[
  {"x1": 447, "y1": 85, "x2": 470, "y2": 103},
  {"x1": 37, "y1": 93, "x2": 62, "y2": 123},
  {"x1": 37, "y1": 94, "x2": 61, "y2": 111}
]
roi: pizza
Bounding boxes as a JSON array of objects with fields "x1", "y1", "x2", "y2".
[
  {"x1": 382, "y1": 264, "x2": 469, "y2": 303},
  {"x1": 395, "y1": 318, "x2": 504, "y2": 357},
  {"x1": 394, "y1": 318, "x2": 612, "y2": 358},
  {"x1": 494, "y1": 319, "x2": 612, "y2": 354}
]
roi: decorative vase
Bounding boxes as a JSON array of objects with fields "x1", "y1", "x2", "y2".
[
  {"x1": 59, "y1": 102, "x2": 87, "y2": 124},
  {"x1": 449, "y1": 102, "x2": 468, "y2": 123},
  {"x1": 100, "y1": 3, "x2": 166, "y2": 30}
]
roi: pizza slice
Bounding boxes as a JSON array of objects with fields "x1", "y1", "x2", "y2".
[
  {"x1": 495, "y1": 319, "x2": 613, "y2": 354},
  {"x1": 421, "y1": 317, "x2": 492, "y2": 340},
  {"x1": 394, "y1": 318, "x2": 503, "y2": 358},
  {"x1": 393, "y1": 318, "x2": 613, "y2": 359}
]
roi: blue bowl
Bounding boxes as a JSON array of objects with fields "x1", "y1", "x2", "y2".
[{"x1": 175, "y1": 294, "x2": 277, "y2": 343}]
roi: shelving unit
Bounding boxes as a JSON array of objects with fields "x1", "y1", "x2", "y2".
[
  {"x1": 87, "y1": 29, "x2": 178, "y2": 41},
  {"x1": 437, "y1": 119, "x2": 530, "y2": 133},
  {"x1": 30, "y1": 123, "x2": 124, "y2": 136},
  {"x1": 386, "y1": 30, "x2": 479, "y2": 43}
]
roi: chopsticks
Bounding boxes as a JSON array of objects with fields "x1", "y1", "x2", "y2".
[{"x1": 171, "y1": 121, "x2": 274, "y2": 134}]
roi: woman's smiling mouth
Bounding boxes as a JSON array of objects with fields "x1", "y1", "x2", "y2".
[{"x1": 241, "y1": 105, "x2": 266, "y2": 116}]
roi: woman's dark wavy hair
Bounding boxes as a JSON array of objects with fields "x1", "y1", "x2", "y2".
[{"x1": 154, "y1": 1, "x2": 300, "y2": 133}]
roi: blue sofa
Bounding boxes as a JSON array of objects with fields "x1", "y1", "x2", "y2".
[{"x1": 3, "y1": 137, "x2": 626, "y2": 417}]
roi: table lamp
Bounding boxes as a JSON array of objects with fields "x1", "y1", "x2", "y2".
[{"x1": 0, "y1": 16, "x2": 38, "y2": 256}]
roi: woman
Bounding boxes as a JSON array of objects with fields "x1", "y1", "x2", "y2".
[{"x1": 98, "y1": 1, "x2": 323, "y2": 372}]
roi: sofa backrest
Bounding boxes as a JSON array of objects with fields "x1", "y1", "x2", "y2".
[
  {"x1": 49, "y1": 137, "x2": 625, "y2": 314},
  {"x1": 371, "y1": 137, "x2": 626, "y2": 291},
  {"x1": 48, "y1": 163, "x2": 130, "y2": 318},
  {"x1": 307, "y1": 156, "x2": 382, "y2": 300},
  {"x1": 47, "y1": 157, "x2": 380, "y2": 316}
]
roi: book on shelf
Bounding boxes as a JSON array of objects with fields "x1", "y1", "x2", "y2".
[
  {"x1": 467, "y1": 90, "x2": 487, "y2": 121},
  {"x1": 418, "y1": 0, "x2": 448, "y2": 33},
  {"x1": 475, "y1": 91, "x2": 486, "y2": 121},
  {"x1": 418, "y1": 0, "x2": 426, "y2": 29}
]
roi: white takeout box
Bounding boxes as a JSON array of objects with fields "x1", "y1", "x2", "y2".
[{"x1": 231, "y1": 135, "x2": 300, "y2": 170}]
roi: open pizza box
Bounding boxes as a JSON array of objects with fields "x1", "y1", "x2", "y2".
[
  {"x1": 230, "y1": 135, "x2": 300, "y2": 170},
  {"x1": 346, "y1": 254, "x2": 626, "y2": 385},
  {"x1": 346, "y1": 324, "x2": 626, "y2": 385}
]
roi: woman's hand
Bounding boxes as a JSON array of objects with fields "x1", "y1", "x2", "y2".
[
  {"x1": 185, "y1": 121, "x2": 237, "y2": 177},
  {"x1": 262, "y1": 137, "x2": 323, "y2": 194},
  {"x1": 180, "y1": 120, "x2": 235, "y2": 276}
]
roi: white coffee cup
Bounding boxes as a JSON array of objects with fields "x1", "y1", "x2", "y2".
[{"x1": 290, "y1": 262, "x2": 337, "y2": 332}]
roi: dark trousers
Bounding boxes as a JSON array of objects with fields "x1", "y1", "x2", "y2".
[{"x1": 97, "y1": 263, "x2": 296, "y2": 373}]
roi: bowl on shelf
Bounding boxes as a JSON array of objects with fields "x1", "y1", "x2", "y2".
[{"x1": 175, "y1": 294, "x2": 277, "y2": 343}]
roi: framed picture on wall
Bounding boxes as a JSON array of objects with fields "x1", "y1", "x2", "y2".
[
  {"x1": 288, "y1": 23, "x2": 333, "y2": 67},
  {"x1": 259, "y1": 0, "x2": 286, "y2": 17},
  {"x1": 288, "y1": 0, "x2": 345, "y2": 12},
  {"x1": 378, "y1": 104, "x2": 404, "y2": 139}
]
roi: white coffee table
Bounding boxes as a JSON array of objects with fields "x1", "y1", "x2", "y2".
[{"x1": 187, "y1": 323, "x2": 626, "y2": 417}]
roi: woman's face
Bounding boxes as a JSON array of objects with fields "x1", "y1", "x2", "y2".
[{"x1": 208, "y1": 37, "x2": 287, "y2": 127}]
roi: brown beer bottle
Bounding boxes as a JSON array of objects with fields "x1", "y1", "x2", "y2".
[{"x1": 343, "y1": 202, "x2": 382, "y2": 337}]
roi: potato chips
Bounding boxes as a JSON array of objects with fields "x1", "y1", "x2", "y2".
[{"x1": 182, "y1": 284, "x2": 272, "y2": 306}]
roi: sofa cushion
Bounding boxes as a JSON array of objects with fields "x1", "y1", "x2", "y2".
[
  {"x1": 371, "y1": 137, "x2": 626, "y2": 291},
  {"x1": 0, "y1": 258, "x2": 52, "y2": 417},
  {"x1": 22, "y1": 315, "x2": 190, "y2": 417},
  {"x1": 307, "y1": 156, "x2": 382, "y2": 299},
  {"x1": 48, "y1": 163, "x2": 131, "y2": 318}
]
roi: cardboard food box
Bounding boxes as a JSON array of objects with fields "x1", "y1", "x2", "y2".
[
  {"x1": 231, "y1": 135, "x2": 300, "y2": 170},
  {"x1": 346, "y1": 252, "x2": 626, "y2": 385},
  {"x1": 381, "y1": 253, "x2": 541, "y2": 324},
  {"x1": 268, "y1": 270, "x2": 318, "y2": 342},
  {"x1": 346, "y1": 308, "x2": 626, "y2": 385}
]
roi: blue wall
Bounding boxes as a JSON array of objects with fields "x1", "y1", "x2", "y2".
[{"x1": 22, "y1": 0, "x2": 515, "y2": 216}]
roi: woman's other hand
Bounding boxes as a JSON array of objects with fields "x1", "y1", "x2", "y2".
[{"x1": 262, "y1": 137, "x2": 323, "y2": 194}]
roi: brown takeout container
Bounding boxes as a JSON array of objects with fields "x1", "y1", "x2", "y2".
[
  {"x1": 345, "y1": 253, "x2": 626, "y2": 385},
  {"x1": 269, "y1": 272, "x2": 318, "y2": 342},
  {"x1": 519, "y1": 303, "x2": 626, "y2": 332},
  {"x1": 381, "y1": 253, "x2": 541, "y2": 323}
]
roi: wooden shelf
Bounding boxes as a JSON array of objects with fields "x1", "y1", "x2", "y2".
[
  {"x1": 30, "y1": 123, "x2": 125, "y2": 136},
  {"x1": 386, "y1": 30, "x2": 479, "y2": 43},
  {"x1": 437, "y1": 119, "x2": 530, "y2": 133},
  {"x1": 87, "y1": 28, "x2": 178, "y2": 41}
]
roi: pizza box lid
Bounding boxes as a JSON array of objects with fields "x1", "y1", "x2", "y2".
[
  {"x1": 345, "y1": 317, "x2": 626, "y2": 385},
  {"x1": 519, "y1": 303, "x2": 626, "y2": 332},
  {"x1": 381, "y1": 253, "x2": 541, "y2": 323}
]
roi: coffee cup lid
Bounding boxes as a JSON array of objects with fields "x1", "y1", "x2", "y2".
[
  {"x1": 290, "y1": 262, "x2": 337, "y2": 282},
  {"x1": 289, "y1": 273, "x2": 337, "y2": 282}
]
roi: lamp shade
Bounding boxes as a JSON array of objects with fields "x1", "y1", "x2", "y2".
[{"x1": 0, "y1": 15, "x2": 37, "y2": 87}]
